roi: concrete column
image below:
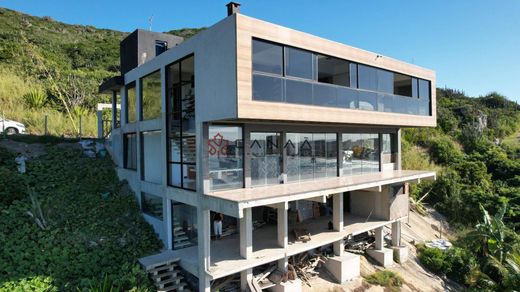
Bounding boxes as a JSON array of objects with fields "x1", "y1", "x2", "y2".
[
  {"x1": 391, "y1": 221, "x2": 401, "y2": 246},
  {"x1": 277, "y1": 202, "x2": 288, "y2": 248},
  {"x1": 240, "y1": 208, "x2": 253, "y2": 259},
  {"x1": 198, "y1": 274, "x2": 211, "y2": 292},
  {"x1": 277, "y1": 256, "x2": 288, "y2": 272},
  {"x1": 111, "y1": 90, "x2": 117, "y2": 129},
  {"x1": 240, "y1": 268, "x2": 253, "y2": 291},
  {"x1": 374, "y1": 227, "x2": 384, "y2": 250},
  {"x1": 197, "y1": 208, "x2": 211, "y2": 279},
  {"x1": 332, "y1": 193, "x2": 344, "y2": 231},
  {"x1": 396, "y1": 129, "x2": 402, "y2": 170}
]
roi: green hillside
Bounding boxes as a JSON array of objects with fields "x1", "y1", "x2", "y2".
[{"x1": 0, "y1": 7, "x2": 203, "y2": 136}]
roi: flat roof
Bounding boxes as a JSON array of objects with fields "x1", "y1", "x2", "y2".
[{"x1": 205, "y1": 170, "x2": 436, "y2": 211}]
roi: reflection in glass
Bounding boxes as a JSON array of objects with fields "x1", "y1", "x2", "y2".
[
  {"x1": 126, "y1": 83, "x2": 137, "y2": 123},
  {"x1": 286, "y1": 79, "x2": 313, "y2": 105},
  {"x1": 208, "y1": 125, "x2": 243, "y2": 191},
  {"x1": 251, "y1": 132, "x2": 281, "y2": 186},
  {"x1": 253, "y1": 75, "x2": 283, "y2": 102},
  {"x1": 358, "y1": 91, "x2": 377, "y2": 111},
  {"x1": 358, "y1": 65, "x2": 378, "y2": 91},
  {"x1": 285, "y1": 47, "x2": 314, "y2": 80},
  {"x1": 314, "y1": 83, "x2": 337, "y2": 106},
  {"x1": 172, "y1": 201, "x2": 197, "y2": 250},
  {"x1": 141, "y1": 70, "x2": 161, "y2": 120},
  {"x1": 141, "y1": 192, "x2": 163, "y2": 220},
  {"x1": 253, "y1": 39, "x2": 283, "y2": 75},
  {"x1": 342, "y1": 134, "x2": 380, "y2": 175}
]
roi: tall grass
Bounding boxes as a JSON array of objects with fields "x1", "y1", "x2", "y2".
[{"x1": 0, "y1": 67, "x2": 97, "y2": 137}]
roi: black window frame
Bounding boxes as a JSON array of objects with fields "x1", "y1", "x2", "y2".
[{"x1": 123, "y1": 132, "x2": 137, "y2": 170}]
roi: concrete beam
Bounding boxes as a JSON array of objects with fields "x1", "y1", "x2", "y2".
[
  {"x1": 360, "y1": 185, "x2": 382, "y2": 192},
  {"x1": 304, "y1": 195, "x2": 327, "y2": 203},
  {"x1": 277, "y1": 202, "x2": 288, "y2": 248},
  {"x1": 240, "y1": 208, "x2": 253, "y2": 259}
]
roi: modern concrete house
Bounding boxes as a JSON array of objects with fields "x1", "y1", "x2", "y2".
[{"x1": 100, "y1": 3, "x2": 436, "y2": 291}]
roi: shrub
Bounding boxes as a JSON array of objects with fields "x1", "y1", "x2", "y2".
[
  {"x1": 417, "y1": 245, "x2": 452, "y2": 274},
  {"x1": 428, "y1": 136, "x2": 462, "y2": 164},
  {"x1": 23, "y1": 89, "x2": 47, "y2": 109},
  {"x1": 365, "y1": 270, "x2": 403, "y2": 291}
]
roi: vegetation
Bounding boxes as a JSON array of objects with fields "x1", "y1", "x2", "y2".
[
  {"x1": 0, "y1": 7, "x2": 202, "y2": 137},
  {"x1": 0, "y1": 143, "x2": 162, "y2": 290},
  {"x1": 364, "y1": 270, "x2": 403, "y2": 292},
  {"x1": 406, "y1": 89, "x2": 520, "y2": 290}
]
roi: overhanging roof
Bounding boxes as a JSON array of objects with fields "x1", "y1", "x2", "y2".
[
  {"x1": 205, "y1": 170, "x2": 436, "y2": 217},
  {"x1": 98, "y1": 76, "x2": 123, "y2": 94}
]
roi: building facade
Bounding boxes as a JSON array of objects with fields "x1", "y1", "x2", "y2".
[{"x1": 102, "y1": 5, "x2": 436, "y2": 291}]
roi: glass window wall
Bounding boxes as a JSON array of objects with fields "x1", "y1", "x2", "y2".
[
  {"x1": 250, "y1": 132, "x2": 282, "y2": 186},
  {"x1": 286, "y1": 133, "x2": 337, "y2": 182},
  {"x1": 341, "y1": 133, "x2": 379, "y2": 175},
  {"x1": 167, "y1": 56, "x2": 196, "y2": 190},
  {"x1": 252, "y1": 39, "x2": 283, "y2": 75},
  {"x1": 208, "y1": 125, "x2": 243, "y2": 191},
  {"x1": 172, "y1": 201, "x2": 197, "y2": 249},
  {"x1": 126, "y1": 83, "x2": 137, "y2": 123},
  {"x1": 317, "y1": 55, "x2": 349, "y2": 86},
  {"x1": 124, "y1": 133, "x2": 137, "y2": 170},
  {"x1": 285, "y1": 47, "x2": 314, "y2": 80},
  {"x1": 141, "y1": 70, "x2": 161, "y2": 120},
  {"x1": 141, "y1": 192, "x2": 163, "y2": 220}
]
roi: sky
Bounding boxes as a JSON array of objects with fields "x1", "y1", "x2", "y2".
[{"x1": 1, "y1": 0, "x2": 519, "y2": 102}]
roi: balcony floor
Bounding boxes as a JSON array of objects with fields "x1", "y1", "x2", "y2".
[{"x1": 205, "y1": 170, "x2": 435, "y2": 209}]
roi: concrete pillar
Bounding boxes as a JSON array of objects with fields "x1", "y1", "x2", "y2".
[
  {"x1": 199, "y1": 274, "x2": 211, "y2": 292},
  {"x1": 240, "y1": 208, "x2": 253, "y2": 259},
  {"x1": 197, "y1": 208, "x2": 211, "y2": 279},
  {"x1": 240, "y1": 268, "x2": 253, "y2": 291},
  {"x1": 111, "y1": 90, "x2": 117, "y2": 129},
  {"x1": 333, "y1": 193, "x2": 345, "y2": 256},
  {"x1": 391, "y1": 221, "x2": 401, "y2": 246},
  {"x1": 374, "y1": 227, "x2": 384, "y2": 250},
  {"x1": 332, "y1": 193, "x2": 344, "y2": 231},
  {"x1": 278, "y1": 256, "x2": 288, "y2": 272},
  {"x1": 277, "y1": 202, "x2": 288, "y2": 248}
]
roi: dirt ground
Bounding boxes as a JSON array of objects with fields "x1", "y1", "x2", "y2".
[{"x1": 303, "y1": 208, "x2": 461, "y2": 292}]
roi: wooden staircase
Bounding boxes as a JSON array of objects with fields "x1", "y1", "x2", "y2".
[{"x1": 146, "y1": 259, "x2": 191, "y2": 292}]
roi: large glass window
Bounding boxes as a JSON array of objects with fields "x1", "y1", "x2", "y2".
[
  {"x1": 250, "y1": 132, "x2": 282, "y2": 186},
  {"x1": 285, "y1": 47, "x2": 314, "y2": 80},
  {"x1": 394, "y1": 73, "x2": 413, "y2": 97},
  {"x1": 142, "y1": 131, "x2": 162, "y2": 184},
  {"x1": 341, "y1": 133, "x2": 379, "y2": 176},
  {"x1": 167, "y1": 56, "x2": 196, "y2": 190},
  {"x1": 253, "y1": 75, "x2": 283, "y2": 102},
  {"x1": 286, "y1": 133, "x2": 337, "y2": 182},
  {"x1": 208, "y1": 125, "x2": 243, "y2": 191},
  {"x1": 250, "y1": 38, "x2": 431, "y2": 116},
  {"x1": 252, "y1": 39, "x2": 283, "y2": 75},
  {"x1": 141, "y1": 192, "x2": 163, "y2": 220},
  {"x1": 317, "y1": 55, "x2": 349, "y2": 87},
  {"x1": 357, "y1": 65, "x2": 378, "y2": 91},
  {"x1": 124, "y1": 133, "x2": 137, "y2": 170},
  {"x1": 126, "y1": 82, "x2": 136, "y2": 123},
  {"x1": 141, "y1": 70, "x2": 162, "y2": 121},
  {"x1": 172, "y1": 201, "x2": 197, "y2": 249},
  {"x1": 382, "y1": 133, "x2": 396, "y2": 164}
]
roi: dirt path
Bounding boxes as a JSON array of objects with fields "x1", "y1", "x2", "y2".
[
  {"x1": 0, "y1": 139, "x2": 46, "y2": 158},
  {"x1": 304, "y1": 208, "x2": 460, "y2": 292}
]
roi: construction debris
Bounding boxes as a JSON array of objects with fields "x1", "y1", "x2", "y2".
[
  {"x1": 288, "y1": 252, "x2": 326, "y2": 287},
  {"x1": 345, "y1": 232, "x2": 375, "y2": 254},
  {"x1": 211, "y1": 274, "x2": 240, "y2": 292},
  {"x1": 293, "y1": 228, "x2": 311, "y2": 242}
]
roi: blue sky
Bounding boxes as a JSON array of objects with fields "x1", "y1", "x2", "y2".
[{"x1": 2, "y1": 0, "x2": 519, "y2": 102}]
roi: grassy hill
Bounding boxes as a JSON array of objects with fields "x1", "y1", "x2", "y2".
[{"x1": 0, "y1": 7, "x2": 203, "y2": 136}]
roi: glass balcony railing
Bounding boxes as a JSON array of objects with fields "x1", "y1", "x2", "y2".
[{"x1": 253, "y1": 74, "x2": 431, "y2": 116}]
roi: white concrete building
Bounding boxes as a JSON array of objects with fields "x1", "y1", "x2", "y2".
[{"x1": 100, "y1": 3, "x2": 436, "y2": 291}]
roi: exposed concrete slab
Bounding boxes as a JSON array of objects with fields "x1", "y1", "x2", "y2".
[
  {"x1": 392, "y1": 246, "x2": 409, "y2": 263},
  {"x1": 272, "y1": 278, "x2": 302, "y2": 292},
  {"x1": 324, "y1": 253, "x2": 360, "y2": 283},
  {"x1": 140, "y1": 213, "x2": 401, "y2": 281},
  {"x1": 367, "y1": 248, "x2": 394, "y2": 267}
]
